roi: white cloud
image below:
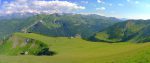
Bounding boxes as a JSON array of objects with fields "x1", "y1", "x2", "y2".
[
  {"x1": 127, "y1": 0, "x2": 140, "y2": 4},
  {"x1": 96, "y1": 7, "x2": 106, "y2": 10},
  {"x1": 118, "y1": 3, "x2": 124, "y2": 6},
  {"x1": 135, "y1": 1, "x2": 139, "y2": 4},
  {"x1": 101, "y1": 7, "x2": 106, "y2": 10},
  {"x1": 127, "y1": 0, "x2": 130, "y2": 2},
  {"x1": 97, "y1": 0, "x2": 105, "y2": 4},
  {"x1": 0, "y1": 0, "x2": 85, "y2": 15},
  {"x1": 97, "y1": 0, "x2": 102, "y2": 3}
]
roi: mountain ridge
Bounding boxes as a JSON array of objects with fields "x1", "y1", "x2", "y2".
[
  {"x1": 94, "y1": 20, "x2": 150, "y2": 42},
  {"x1": 0, "y1": 13, "x2": 121, "y2": 40}
]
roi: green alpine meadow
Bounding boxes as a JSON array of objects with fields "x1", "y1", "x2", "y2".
[
  {"x1": 1, "y1": 33, "x2": 150, "y2": 63},
  {"x1": 0, "y1": 0, "x2": 150, "y2": 63}
]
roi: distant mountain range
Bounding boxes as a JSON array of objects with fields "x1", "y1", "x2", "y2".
[
  {"x1": 0, "y1": 13, "x2": 121, "y2": 40},
  {"x1": 1, "y1": 13, "x2": 150, "y2": 43}
]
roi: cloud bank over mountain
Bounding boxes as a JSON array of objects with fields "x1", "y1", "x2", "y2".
[{"x1": 0, "y1": 0, "x2": 85, "y2": 15}]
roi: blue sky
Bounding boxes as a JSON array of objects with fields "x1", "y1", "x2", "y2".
[{"x1": 0, "y1": 0, "x2": 150, "y2": 19}]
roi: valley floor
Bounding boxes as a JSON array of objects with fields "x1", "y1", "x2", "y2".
[{"x1": 0, "y1": 33, "x2": 150, "y2": 63}]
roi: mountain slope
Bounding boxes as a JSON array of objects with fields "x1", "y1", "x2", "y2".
[
  {"x1": 130, "y1": 25, "x2": 150, "y2": 42},
  {"x1": 26, "y1": 14, "x2": 120, "y2": 38},
  {"x1": 0, "y1": 14, "x2": 120, "y2": 40},
  {"x1": 0, "y1": 15, "x2": 41, "y2": 40},
  {"x1": 94, "y1": 20, "x2": 150, "y2": 42}
]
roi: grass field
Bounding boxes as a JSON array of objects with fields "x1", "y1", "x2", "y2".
[{"x1": 0, "y1": 33, "x2": 150, "y2": 63}]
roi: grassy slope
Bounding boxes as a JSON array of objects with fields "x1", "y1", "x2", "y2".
[
  {"x1": 0, "y1": 33, "x2": 150, "y2": 63},
  {"x1": 0, "y1": 34, "x2": 50, "y2": 56},
  {"x1": 94, "y1": 20, "x2": 150, "y2": 42}
]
